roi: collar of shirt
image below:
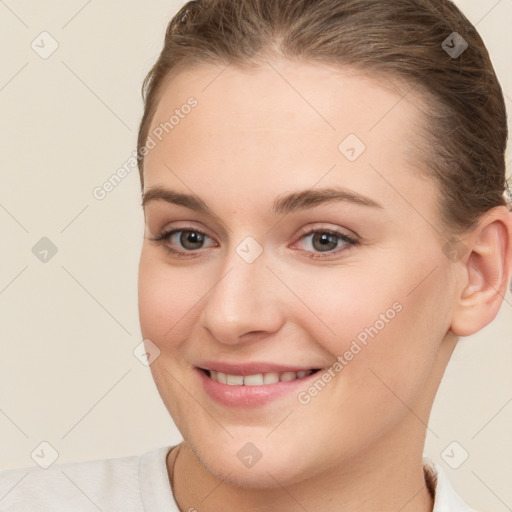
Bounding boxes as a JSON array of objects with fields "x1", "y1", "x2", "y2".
[{"x1": 423, "y1": 456, "x2": 477, "y2": 511}]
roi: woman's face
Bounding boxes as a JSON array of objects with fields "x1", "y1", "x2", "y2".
[{"x1": 138, "y1": 60, "x2": 458, "y2": 487}]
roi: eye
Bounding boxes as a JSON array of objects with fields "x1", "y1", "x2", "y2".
[
  {"x1": 149, "y1": 225, "x2": 358, "y2": 260},
  {"x1": 292, "y1": 228, "x2": 358, "y2": 259},
  {"x1": 150, "y1": 228, "x2": 216, "y2": 257}
]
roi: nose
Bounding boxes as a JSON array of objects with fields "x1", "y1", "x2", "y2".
[{"x1": 199, "y1": 245, "x2": 286, "y2": 345}]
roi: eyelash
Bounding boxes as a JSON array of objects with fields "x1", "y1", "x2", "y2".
[{"x1": 150, "y1": 226, "x2": 359, "y2": 260}]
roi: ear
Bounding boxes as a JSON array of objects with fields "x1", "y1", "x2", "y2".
[{"x1": 450, "y1": 206, "x2": 512, "y2": 337}]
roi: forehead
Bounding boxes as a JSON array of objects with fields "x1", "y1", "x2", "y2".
[
  {"x1": 149, "y1": 59, "x2": 421, "y2": 136},
  {"x1": 143, "y1": 59, "x2": 430, "y2": 212}
]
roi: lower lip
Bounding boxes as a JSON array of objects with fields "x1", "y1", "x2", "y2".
[{"x1": 196, "y1": 368, "x2": 320, "y2": 407}]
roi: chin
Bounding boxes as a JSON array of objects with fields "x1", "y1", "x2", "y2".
[{"x1": 188, "y1": 434, "x2": 316, "y2": 489}]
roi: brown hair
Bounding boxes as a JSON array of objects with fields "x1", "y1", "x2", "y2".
[{"x1": 137, "y1": 0, "x2": 509, "y2": 235}]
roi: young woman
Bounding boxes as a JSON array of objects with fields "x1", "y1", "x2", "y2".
[{"x1": 1, "y1": 0, "x2": 511, "y2": 510}]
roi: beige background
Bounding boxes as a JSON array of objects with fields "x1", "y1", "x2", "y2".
[{"x1": 0, "y1": 0, "x2": 511, "y2": 510}]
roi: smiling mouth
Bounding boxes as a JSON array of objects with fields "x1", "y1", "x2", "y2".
[{"x1": 200, "y1": 368, "x2": 322, "y2": 386}]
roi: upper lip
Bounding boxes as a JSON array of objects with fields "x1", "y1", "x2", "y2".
[{"x1": 196, "y1": 361, "x2": 321, "y2": 376}]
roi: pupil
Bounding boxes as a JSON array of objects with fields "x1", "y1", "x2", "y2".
[
  {"x1": 181, "y1": 231, "x2": 204, "y2": 249},
  {"x1": 313, "y1": 233, "x2": 337, "y2": 252}
]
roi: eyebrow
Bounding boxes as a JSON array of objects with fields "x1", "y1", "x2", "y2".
[{"x1": 142, "y1": 185, "x2": 383, "y2": 216}]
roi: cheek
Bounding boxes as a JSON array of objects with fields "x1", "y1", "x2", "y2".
[
  {"x1": 137, "y1": 251, "x2": 202, "y2": 433},
  {"x1": 307, "y1": 258, "x2": 446, "y2": 401},
  {"x1": 355, "y1": 268, "x2": 448, "y2": 402},
  {"x1": 289, "y1": 262, "x2": 404, "y2": 359},
  {"x1": 138, "y1": 250, "x2": 204, "y2": 342}
]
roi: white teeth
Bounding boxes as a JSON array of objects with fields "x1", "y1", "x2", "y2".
[
  {"x1": 208, "y1": 369, "x2": 315, "y2": 386},
  {"x1": 243, "y1": 374, "x2": 264, "y2": 386},
  {"x1": 226, "y1": 374, "x2": 244, "y2": 385},
  {"x1": 263, "y1": 372, "x2": 280, "y2": 384}
]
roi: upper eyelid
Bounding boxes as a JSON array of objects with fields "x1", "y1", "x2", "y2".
[
  {"x1": 157, "y1": 223, "x2": 355, "y2": 237},
  {"x1": 295, "y1": 223, "x2": 357, "y2": 239},
  {"x1": 157, "y1": 221, "x2": 216, "y2": 239},
  {"x1": 156, "y1": 227, "x2": 216, "y2": 245}
]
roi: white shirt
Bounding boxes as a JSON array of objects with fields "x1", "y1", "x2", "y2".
[{"x1": 0, "y1": 446, "x2": 477, "y2": 511}]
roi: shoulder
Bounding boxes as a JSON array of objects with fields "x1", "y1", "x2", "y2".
[
  {"x1": 0, "y1": 446, "x2": 173, "y2": 512},
  {"x1": 423, "y1": 456, "x2": 479, "y2": 512}
]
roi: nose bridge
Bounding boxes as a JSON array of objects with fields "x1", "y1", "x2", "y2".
[{"x1": 200, "y1": 238, "x2": 284, "y2": 344}]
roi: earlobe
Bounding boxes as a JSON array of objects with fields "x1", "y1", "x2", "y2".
[{"x1": 450, "y1": 207, "x2": 512, "y2": 337}]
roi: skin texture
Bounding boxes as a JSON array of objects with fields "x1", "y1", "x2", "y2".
[{"x1": 137, "y1": 59, "x2": 512, "y2": 512}]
